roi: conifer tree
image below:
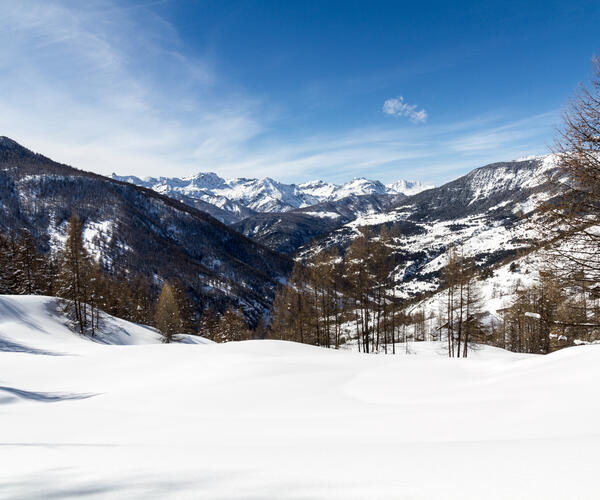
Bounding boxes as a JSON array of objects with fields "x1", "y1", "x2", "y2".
[
  {"x1": 214, "y1": 307, "x2": 249, "y2": 343},
  {"x1": 171, "y1": 280, "x2": 196, "y2": 334},
  {"x1": 57, "y1": 213, "x2": 92, "y2": 334},
  {"x1": 199, "y1": 305, "x2": 220, "y2": 341},
  {"x1": 154, "y1": 282, "x2": 181, "y2": 343}
]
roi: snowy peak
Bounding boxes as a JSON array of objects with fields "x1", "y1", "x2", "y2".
[
  {"x1": 297, "y1": 179, "x2": 338, "y2": 200},
  {"x1": 386, "y1": 179, "x2": 434, "y2": 196},
  {"x1": 336, "y1": 178, "x2": 387, "y2": 198},
  {"x1": 463, "y1": 154, "x2": 557, "y2": 206},
  {"x1": 112, "y1": 171, "x2": 432, "y2": 220},
  {"x1": 185, "y1": 172, "x2": 227, "y2": 190}
]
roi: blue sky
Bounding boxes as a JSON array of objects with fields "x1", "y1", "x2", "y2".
[{"x1": 0, "y1": 0, "x2": 598, "y2": 185}]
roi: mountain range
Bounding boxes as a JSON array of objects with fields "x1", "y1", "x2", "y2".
[
  {"x1": 111, "y1": 171, "x2": 433, "y2": 223},
  {"x1": 0, "y1": 136, "x2": 560, "y2": 325},
  {"x1": 297, "y1": 154, "x2": 559, "y2": 298}
]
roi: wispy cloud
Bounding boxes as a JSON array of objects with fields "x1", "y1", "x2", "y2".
[
  {"x1": 0, "y1": 0, "x2": 263, "y2": 176},
  {"x1": 0, "y1": 1, "x2": 557, "y2": 187},
  {"x1": 194, "y1": 110, "x2": 558, "y2": 185},
  {"x1": 382, "y1": 96, "x2": 428, "y2": 123}
]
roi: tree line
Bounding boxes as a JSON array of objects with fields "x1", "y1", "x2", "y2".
[
  {"x1": 270, "y1": 225, "x2": 415, "y2": 354},
  {"x1": 269, "y1": 229, "x2": 600, "y2": 357}
]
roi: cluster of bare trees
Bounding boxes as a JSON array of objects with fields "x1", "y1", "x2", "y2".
[
  {"x1": 441, "y1": 246, "x2": 483, "y2": 357},
  {"x1": 0, "y1": 213, "x2": 197, "y2": 342},
  {"x1": 270, "y1": 225, "x2": 490, "y2": 357},
  {"x1": 198, "y1": 306, "x2": 252, "y2": 342},
  {"x1": 57, "y1": 213, "x2": 204, "y2": 342},
  {"x1": 498, "y1": 269, "x2": 600, "y2": 353},
  {"x1": 270, "y1": 226, "x2": 416, "y2": 353}
]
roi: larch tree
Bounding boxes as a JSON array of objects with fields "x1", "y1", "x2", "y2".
[
  {"x1": 57, "y1": 213, "x2": 92, "y2": 334},
  {"x1": 199, "y1": 305, "x2": 220, "y2": 341},
  {"x1": 214, "y1": 307, "x2": 249, "y2": 343},
  {"x1": 154, "y1": 282, "x2": 182, "y2": 343},
  {"x1": 542, "y1": 57, "x2": 600, "y2": 285}
]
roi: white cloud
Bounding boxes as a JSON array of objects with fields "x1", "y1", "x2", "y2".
[{"x1": 382, "y1": 96, "x2": 428, "y2": 123}]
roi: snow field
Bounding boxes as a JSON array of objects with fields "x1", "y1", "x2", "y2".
[{"x1": 1, "y1": 295, "x2": 599, "y2": 499}]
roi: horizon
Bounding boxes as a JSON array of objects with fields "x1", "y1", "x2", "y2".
[
  {"x1": 1, "y1": 1, "x2": 598, "y2": 185},
  {"x1": 2, "y1": 132, "x2": 551, "y2": 190}
]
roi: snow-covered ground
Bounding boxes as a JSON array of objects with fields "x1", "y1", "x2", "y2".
[{"x1": 1, "y1": 295, "x2": 600, "y2": 499}]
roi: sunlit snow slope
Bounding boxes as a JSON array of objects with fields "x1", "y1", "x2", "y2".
[{"x1": 1, "y1": 295, "x2": 599, "y2": 499}]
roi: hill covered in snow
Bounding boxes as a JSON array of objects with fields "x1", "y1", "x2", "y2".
[
  {"x1": 0, "y1": 295, "x2": 210, "y2": 355},
  {"x1": 1, "y1": 294, "x2": 599, "y2": 499}
]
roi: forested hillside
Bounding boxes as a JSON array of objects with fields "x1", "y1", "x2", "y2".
[{"x1": 0, "y1": 137, "x2": 292, "y2": 328}]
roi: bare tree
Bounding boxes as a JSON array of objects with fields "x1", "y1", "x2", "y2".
[{"x1": 542, "y1": 57, "x2": 600, "y2": 283}]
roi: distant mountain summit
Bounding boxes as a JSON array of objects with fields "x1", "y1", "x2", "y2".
[
  {"x1": 386, "y1": 179, "x2": 434, "y2": 196},
  {"x1": 112, "y1": 171, "x2": 433, "y2": 222}
]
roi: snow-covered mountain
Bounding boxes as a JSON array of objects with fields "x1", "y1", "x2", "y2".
[
  {"x1": 0, "y1": 137, "x2": 292, "y2": 324},
  {"x1": 297, "y1": 155, "x2": 561, "y2": 297},
  {"x1": 386, "y1": 179, "x2": 434, "y2": 196},
  {"x1": 112, "y1": 172, "x2": 433, "y2": 221}
]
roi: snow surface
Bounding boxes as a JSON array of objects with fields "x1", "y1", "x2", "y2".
[
  {"x1": 0, "y1": 295, "x2": 210, "y2": 355},
  {"x1": 2, "y1": 296, "x2": 599, "y2": 498},
  {"x1": 301, "y1": 211, "x2": 342, "y2": 219}
]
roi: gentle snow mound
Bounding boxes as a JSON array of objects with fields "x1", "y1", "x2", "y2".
[{"x1": 0, "y1": 295, "x2": 210, "y2": 355}]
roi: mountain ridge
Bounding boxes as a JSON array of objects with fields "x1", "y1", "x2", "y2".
[
  {"x1": 112, "y1": 171, "x2": 433, "y2": 221},
  {"x1": 296, "y1": 155, "x2": 561, "y2": 298},
  {"x1": 0, "y1": 136, "x2": 292, "y2": 324}
]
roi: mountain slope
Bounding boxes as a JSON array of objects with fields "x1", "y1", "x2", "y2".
[
  {"x1": 0, "y1": 137, "x2": 292, "y2": 323},
  {"x1": 298, "y1": 156, "x2": 560, "y2": 297},
  {"x1": 233, "y1": 193, "x2": 403, "y2": 253}
]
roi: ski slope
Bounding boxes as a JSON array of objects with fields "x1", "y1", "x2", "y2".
[{"x1": 1, "y1": 295, "x2": 599, "y2": 499}]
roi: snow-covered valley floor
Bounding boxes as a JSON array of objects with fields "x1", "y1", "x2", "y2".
[{"x1": 1, "y1": 295, "x2": 599, "y2": 499}]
